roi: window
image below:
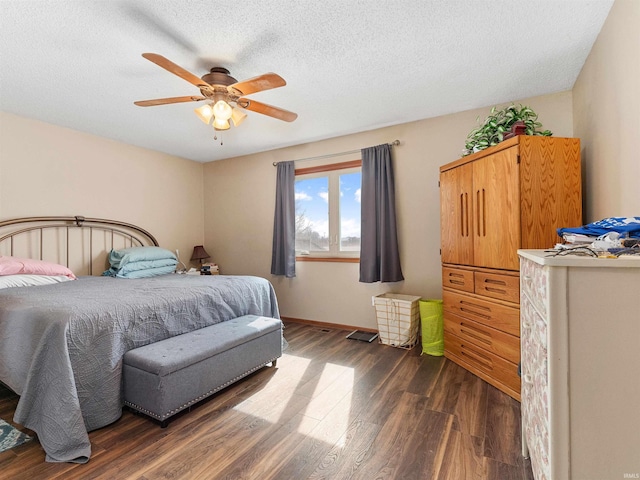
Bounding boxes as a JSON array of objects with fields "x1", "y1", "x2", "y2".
[{"x1": 294, "y1": 161, "x2": 361, "y2": 260}]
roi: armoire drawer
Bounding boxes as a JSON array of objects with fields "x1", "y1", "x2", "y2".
[
  {"x1": 442, "y1": 267, "x2": 474, "y2": 293},
  {"x1": 443, "y1": 290, "x2": 520, "y2": 336},
  {"x1": 474, "y1": 271, "x2": 519, "y2": 304},
  {"x1": 444, "y1": 312, "x2": 520, "y2": 364},
  {"x1": 444, "y1": 330, "x2": 521, "y2": 396}
]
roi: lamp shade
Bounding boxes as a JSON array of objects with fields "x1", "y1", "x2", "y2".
[
  {"x1": 190, "y1": 245, "x2": 210, "y2": 263},
  {"x1": 212, "y1": 117, "x2": 230, "y2": 130},
  {"x1": 194, "y1": 104, "x2": 214, "y2": 125},
  {"x1": 213, "y1": 100, "x2": 233, "y2": 120},
  {"x1": 231, "y1": 107, "x2": 247, "y2": 126}
]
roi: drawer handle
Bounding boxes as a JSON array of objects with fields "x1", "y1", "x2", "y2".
[
  {"x1": 460, "y1": 300, "x2": 490, "y2": 312},
  {"x1": 460, "y1": 344, "x2": 493, "y2": 369},
  {"x1": 523, "y1": 373, "x2": 533, "y2": 384},
  {"x1": 522, "y1": 321, "x2": 533, "y2": 329},
  {"x1": 448, "y1": 279, "x2": 465, "y2": 286},
  {"x1": 460, "y1": 307, "x2": 491, "y2": 320},
  {"x1": 484, "y1": 286, "x2": 507, "y2": 295},
  {"x1": 484, "y1": 278, "x2": 507, "y2": 286},
  {"x1": 459, "y1": 323, "x2": 492, "y2": 346}
]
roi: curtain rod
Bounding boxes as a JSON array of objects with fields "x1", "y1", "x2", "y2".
[{"x1": 272, "y1": 140, "x2": 401, "y2": 166}]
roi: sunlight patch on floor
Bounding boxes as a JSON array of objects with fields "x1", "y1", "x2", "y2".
[
  {"x1": 231, "y1": 354, "x2": 312, "y2": 422},
  {"x1": 231, "y1": 354, "x2": 356, "y2": 446},
  {"x1": 302, "y1": 362, "x2": 355, "y2": 446}
]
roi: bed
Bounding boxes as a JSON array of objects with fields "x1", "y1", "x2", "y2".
[{"x1": 0, "y1": 216, "x2": 280, "y2": 463}]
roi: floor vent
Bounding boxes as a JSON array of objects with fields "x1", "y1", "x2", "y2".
[{"x1": 346, "y1": 330, "x2": 379, "y2": 343}]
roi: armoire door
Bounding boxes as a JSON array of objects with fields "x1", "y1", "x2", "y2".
[
  {"x1": 472, "y1": 146, "x2": 521, "y2": 270},
  {"x1": 440, "y1": 162, "x2": 473, "y2": 265}
]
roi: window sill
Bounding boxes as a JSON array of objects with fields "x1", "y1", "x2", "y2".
[{"x1": 296, "y1": 256, "x2": 359, "y2": 263}]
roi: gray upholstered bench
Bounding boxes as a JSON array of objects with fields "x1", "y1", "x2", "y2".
[{"x1": 122, "y1": 315, "x2": 283, "y2": 426}]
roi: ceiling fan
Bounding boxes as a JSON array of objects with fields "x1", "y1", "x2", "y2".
[{"x1": 134, "y1": 53, "x2": 297, "y2": 131}]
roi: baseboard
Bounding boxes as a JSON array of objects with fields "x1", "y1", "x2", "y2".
[{"x1": 280, "y1": 316, "x2": 378, "y2": 333}]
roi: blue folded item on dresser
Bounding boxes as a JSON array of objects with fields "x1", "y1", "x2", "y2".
[{"x1": 558, "y1": 217, "x2": 640, "y2": 239}]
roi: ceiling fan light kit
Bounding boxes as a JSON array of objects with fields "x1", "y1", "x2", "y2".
[
  {"x1": 212, "y1": 117, "x2": 230, "y2": 131},
  {"x1": 194, "y1": 102, "x2": 247, "y2": 130},
  {"x1": 134, "y1": 53, "x2": 297, "y2": 137},
  {"x1": 231, "y1": 107, "x2": 247, "y2": 126},
  {"x1": 213, "y1": 100, "x2": 232, "y2": 121},
  {"x1": 194, "y1": 104, "x2": 214, "y2": 124}
]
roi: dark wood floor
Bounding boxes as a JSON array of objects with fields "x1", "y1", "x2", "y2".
[{"x1": 0, "y1": 322, "x2": 533, "y2": 480}]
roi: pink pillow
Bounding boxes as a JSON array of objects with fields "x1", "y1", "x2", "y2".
[{"x1": 0, "y1": 256, "x2": 76, "y2": 279}]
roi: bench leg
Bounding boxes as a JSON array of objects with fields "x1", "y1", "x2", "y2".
[
  {"x1": 271, "y1": 359, "x2": 278, "y2": 367},
  {"x1": 160, "y1": 419, "x2": 168, "y2": 428}
]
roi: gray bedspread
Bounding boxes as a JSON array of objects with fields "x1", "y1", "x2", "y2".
[{"x1": 0, "y1": 274, "x2": 280, "y2": 463}]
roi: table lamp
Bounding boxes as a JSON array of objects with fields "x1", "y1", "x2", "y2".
[{"x1": 190, "y1": 245, "x2": 210, "y2": 265}]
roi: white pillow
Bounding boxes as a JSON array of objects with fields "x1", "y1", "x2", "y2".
[{"x1": 0, "y1": 274, "x2": 74, "y2": 289}]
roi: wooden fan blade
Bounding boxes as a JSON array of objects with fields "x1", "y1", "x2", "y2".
[
  {"x1": 239, "y1": 98, "x2": 297, "y2": 122},
  {"x1": 134, "y1": 96, "x2": 206, "y2": 107},
  {"x1": 142, "y1": 53, "x2": 210, "y2": 88},
  {"x1": 229, "y1": 73, "x2": 286, "y2": 96}
]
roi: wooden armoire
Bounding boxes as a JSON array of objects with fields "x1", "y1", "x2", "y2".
[{"x1": 439, "y1": 135, "x2": 582, "y2": 400}]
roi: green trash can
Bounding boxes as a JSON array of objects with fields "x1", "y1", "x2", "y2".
[{"x1": 419, "y1": 299, "x2": 444, "y2": 356}]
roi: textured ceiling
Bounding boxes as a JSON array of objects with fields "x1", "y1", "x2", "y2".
[{"x1": 0, "y1": 1, "x2": 613, "y2": 163}]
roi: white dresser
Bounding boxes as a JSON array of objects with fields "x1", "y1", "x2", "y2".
[{"x1": 518, "y1": 250, "x2": 640, "y2": 480}]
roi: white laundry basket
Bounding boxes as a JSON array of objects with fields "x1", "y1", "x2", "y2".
[{"x1": 373, "y1": 293, "x2": 421, "y2": 349}]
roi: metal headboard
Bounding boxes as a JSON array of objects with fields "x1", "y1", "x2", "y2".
[{"x1": 0, "y1": 215, "x2": 159, "y2": 276}]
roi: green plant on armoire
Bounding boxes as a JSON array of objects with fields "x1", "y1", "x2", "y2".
[{"x1": 462, "y1": 104, "x2": 552, "y2": 156}]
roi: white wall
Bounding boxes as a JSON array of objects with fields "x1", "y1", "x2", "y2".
[
  {"x1": 572, "y1": 0, "x2": 640, "y2": 221},
  {"x1": 0, "y1": 112, "x2": 205, "y2": 263},
  {"x1": 204, "y1": 91, "x2": 574, "y2": 329}
]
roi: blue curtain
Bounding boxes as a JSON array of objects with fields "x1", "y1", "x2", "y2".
[
  {"x1": 270, "y1": 161, "x2": 296, "y2": 277},
  {"x1": 359, "y1": 144, "x2": 404, "y2": 283}
]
